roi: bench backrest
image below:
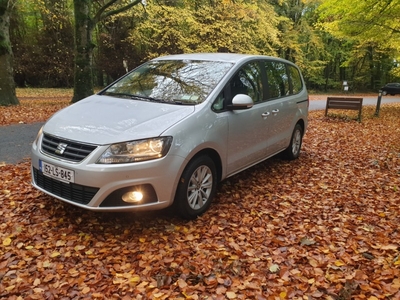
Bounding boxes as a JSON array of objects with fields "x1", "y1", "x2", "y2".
[{"x1": 325, "y1": 97, "x2": 363, "y2": 121}]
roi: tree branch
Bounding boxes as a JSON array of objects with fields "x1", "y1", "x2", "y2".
[{"x1": 93, "y1": 0, "x2": 143, "y2": 25}]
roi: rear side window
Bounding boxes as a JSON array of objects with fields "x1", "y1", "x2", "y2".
[
  {"x1": 288, "y1": 65, "x2": 303, "y2": 94},
  {"x1": 264, "y1": 61, "x2": 289, "y2": 99}
]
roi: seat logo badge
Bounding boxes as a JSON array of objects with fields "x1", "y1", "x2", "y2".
[{"x1": 55, "y1": 143, "x2": 68, "y2": 155}]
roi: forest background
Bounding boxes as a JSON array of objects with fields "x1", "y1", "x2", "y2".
[{"x1": 1, "y1": 0, "x2": 400, "y2": 106}]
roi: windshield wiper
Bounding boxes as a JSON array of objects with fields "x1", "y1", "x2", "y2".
[
  {"x1": 103, "y1": 92, "x2": 166, "y2": 103},
  {"x1": 103, "y1": 92, "x2": 135, "y2": 99},
  {"x1": 172, "y1": 100, "x2": 196, "y2": 105},
  {"x1": 131, "y1": 94, "x2": 167, "y2": 103}
]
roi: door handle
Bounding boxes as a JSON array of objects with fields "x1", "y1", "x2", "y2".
[{"x1": 261, "y1": 112, "x2": 270, "y2": 118}]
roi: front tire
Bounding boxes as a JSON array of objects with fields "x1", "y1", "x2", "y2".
[
  {"x1": 174, "y1": 156, "x2": 217, "y2": 219},
  {"x1": 283, "y1": 124, "x2": 303, "y2": 160}
]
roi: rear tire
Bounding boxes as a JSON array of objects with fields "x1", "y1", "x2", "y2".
[
  {"x1": 283, "y1": 124, "x2": 303, "y2": 160},
  {"x1": 174, "y1": 156, "x2": 217, "y2": 219}
]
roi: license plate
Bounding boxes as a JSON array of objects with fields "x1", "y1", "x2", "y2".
[{"x1": 39, "y1": 160, "x2": 75, "y2": 183}]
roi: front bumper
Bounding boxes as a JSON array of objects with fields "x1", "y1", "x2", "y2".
[{"x1": 31, "y1": 138, "x2": 186, "y2": 212}]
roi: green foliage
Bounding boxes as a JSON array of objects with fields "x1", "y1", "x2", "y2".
[
  {"x1": 4, "y1": 0, "x2": 400, "y2": 93},
  {"x1": 127, "y1": 0, "x2": 281, "y2": 59},
  {"x1": 317, "y1": 0, "x2": 400, "y2": 85},
  {"x1": 10, "y1": 0, "x2": 74, "y2": 87},
  {"x1": 96, "y1": 16, "x2": 141, "y2": 83},
  {"x1": 269, "y1": 0, "x2": 330, "y2": 89},
  {"x1": 318, "y1": 0, "x2": 400, "y2": 43},
  {"x1": 0, "y1": 0, "x2": 9, "y2": 15}
]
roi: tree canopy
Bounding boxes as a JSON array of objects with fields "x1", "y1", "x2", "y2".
[
  {"x1": 317, "y1": 0, "x2": 400, "y2": 79},
  {"x1": 1, "y1": 0, "x2": 400, "y2": 106}
]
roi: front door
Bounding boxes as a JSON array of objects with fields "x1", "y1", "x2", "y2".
[{"x1": 225, "y1": 62, "x2": 271, "y2": 175}]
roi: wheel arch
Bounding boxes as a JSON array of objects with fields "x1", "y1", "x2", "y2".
[
  {"x1": 172, "y1": 148, "x2": 222, "y2": 219},
  {"x1": 296, "y1": 118, "x2": 305, "y2": 135},
  {"x1": 186, "y1": 148, "x2": 223, "y2": 183}
]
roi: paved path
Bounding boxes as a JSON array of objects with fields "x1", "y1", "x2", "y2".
[
  {"x1": 1, "y1": 96, "x2": 399, "y2": 165},
  {"x1": 0, "y1": 122, "x2": 44, "y2": 165},
  {"x1": 309, "y1": 95, "x2": 400, "y2": 110}
]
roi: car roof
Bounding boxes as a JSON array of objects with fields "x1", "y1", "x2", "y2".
[{"x1": 152, "y1": 53, "x2": 290, "y2": 64}]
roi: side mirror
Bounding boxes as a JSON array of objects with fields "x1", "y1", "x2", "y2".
[{"x1": 228, "y1": 94, "x2": 253, "y2": 110}]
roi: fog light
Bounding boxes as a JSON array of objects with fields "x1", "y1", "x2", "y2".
[{"x1": 122, "y1": 191, "x2": 143, "y2": 203}]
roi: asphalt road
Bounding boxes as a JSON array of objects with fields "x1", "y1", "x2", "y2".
[
  {"x1": 0, "y1": 122, "x2": 44, "y2": 165},
  {"x1": 1, "y1": 96, "x2": 399, "y2": 165}
]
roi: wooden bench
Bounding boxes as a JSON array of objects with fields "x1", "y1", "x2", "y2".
[{"x1": 325, "y1": 97, "x2": 364, "y2": 122}]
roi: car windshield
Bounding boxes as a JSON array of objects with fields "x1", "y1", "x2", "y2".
[{"x1": 102, "y1": 59, "x2": 234, "y2": 105}]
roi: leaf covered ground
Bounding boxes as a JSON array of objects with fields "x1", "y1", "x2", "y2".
[
  {"x1": 0, "y1": 91, "x2": 399, "y2": 299},
  {"x1": 0, "y1": 89, "x2": 71, "y2": 126}
]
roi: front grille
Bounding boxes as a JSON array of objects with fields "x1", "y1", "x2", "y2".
[
  {"x1": 33, "y1": 168, "x2": 99, "y2": 205},
  {"x1": 41, "y1": 134, "x2": 97, "y2": 162}
]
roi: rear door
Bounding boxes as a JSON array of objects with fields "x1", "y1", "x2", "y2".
[{"x1": 261, "y1": 60, "x2": 298, "y2": 155}]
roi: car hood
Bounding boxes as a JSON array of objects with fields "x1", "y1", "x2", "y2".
[{"x1": 43, "y1": 95, "x2": 195, "y2": 145}]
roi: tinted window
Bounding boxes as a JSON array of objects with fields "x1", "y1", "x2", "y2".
[
  {"x1": 230, "y1": 62, "x2": 263, "y2": 103},
  {"x1": 212, "y1": 91, "x2": 225, "y2": 111},
  {"x1": 264, "y1": 61, "x2": 290, "y2": 99},
  {"x1": 288, "y1": 65, "x2": 303, "y2": 94}
]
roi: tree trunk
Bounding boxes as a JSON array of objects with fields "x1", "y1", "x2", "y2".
[
  {"x1": 71, "y1": 0, "x2": 94, "y2": 103},
  {"x1": 0, "y1": 0, "x2": 19, "y2": 106},
  {"x1": 71, "y1": 0, "x2": 142, "y2": 103}
]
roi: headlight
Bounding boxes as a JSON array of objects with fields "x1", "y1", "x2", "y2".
[
  {"x1": 97, "y1": 137, "x2": 172, "y2": 164},
  {"x1": 33, "y1": 126, "x2": 44, "y2": 147}
]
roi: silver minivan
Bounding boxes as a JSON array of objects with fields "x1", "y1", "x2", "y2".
[{"x1": 31, "y1": 53, "x2": 308, "y2": 219}]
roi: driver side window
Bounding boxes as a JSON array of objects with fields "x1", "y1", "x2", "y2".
[
  {"x1": 230, "y1": 63, "x2": 263, "y2": 103},
  {"x1": 212, "y1": 62, "x2": 263, "y2": 112}
]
